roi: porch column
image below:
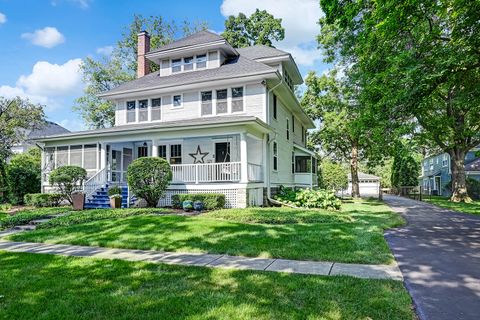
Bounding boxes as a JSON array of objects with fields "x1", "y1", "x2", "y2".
[
  {"x1": 151, "y1": 141, "x2": 158, "y2": 157},
  {"x1": 100, "y1": 142, "x2": 107, "y2": 170},
  {"x1": 240, "y1": 132, "x2": 248, "y2": 183}
]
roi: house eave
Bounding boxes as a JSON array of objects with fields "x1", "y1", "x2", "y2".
[{"x1": 145, "y1": 40, "x2": 238, "y2": 62}]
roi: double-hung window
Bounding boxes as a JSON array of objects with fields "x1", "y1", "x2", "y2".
[
  {"x1": 201, "y1": 91, "x2": 213, "y2": 116},
  {"x1": 183, "y1": 56, "x2": 194, "y2": 71},
  {"x1": 216, "y1": 89, "x2": 228, "y2": 114},
  {"x1": 151, "y1": 98, "x2": 161, "y2": 121},
  {"x1": 173, "y1": 95, "x2": 182, "y2": 108},
  {"x1": 170, "y1": 144, "x2": 182, "y2": 164},
  {"x1": 138, "y1": 99, "x2": 148, "y2": 122},
  {"x1": 442, "y1": 154, "x2": 449, "y2": 167},
  {"x1": 158, "y1": 145, "x2": 167, "y2": 159},
  {"x1": 126, "y1": 101, "x2": 136, "y2": 123},
  {"x1": 172, "y1": 59, "x2": 182, "y2": 73},
  {"x1": 196, "y1": 54, "x2": 207, "y2": 69},
  {"x1": 273, "y1": 142, "x2": 278, "y2": 171},
  {"x1": 231, "y1": 87, "x2": 244, "y2": 112}
]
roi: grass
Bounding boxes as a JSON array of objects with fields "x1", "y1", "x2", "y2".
[
  {"x1": 10, "y1": 200, "x2": 404, "y2": 264},
  {"x1": 0, "y1": 251, "x2": 414, "y2": 320},
  {"x1": 423, "y1": 196, "x2": 480, "y2": 215},
  {"x1": 0, "y1": 207, "x2": 71, "y2": 230}
]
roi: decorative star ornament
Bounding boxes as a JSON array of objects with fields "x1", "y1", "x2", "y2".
[{"x1": 189, "y1": 145, "x2": 209, "y2": 164}]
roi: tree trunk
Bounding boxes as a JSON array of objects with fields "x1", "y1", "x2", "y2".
[
  {"x1": 449, "y1": 148, "x2": 472, "y2": 203},
  {"x1": 350, "y1": 142, "x2": 360, "y2": 198}
]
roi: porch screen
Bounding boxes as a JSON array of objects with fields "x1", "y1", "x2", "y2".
[
  {"x1": 232, "y1": 87, "x2": 243, "y2": 112},
  {"x1": 201, "y1": 91, "x2": 212, "y2": 116},
  {"x1": 295, "y1": 156, "x2": 311, "y2": 173},
  {"x1": 216, "y1": 89, "x2": 228, "y2": 114},
  {"x1": 84, "y1": 144, "x2": 97, "y2": 170},
  {"x1": 56, "y1": 147, "x2": 68, "y2": 167},
  {"x1": 70, "y1": 145, "x2": 82, "y2": 167}
]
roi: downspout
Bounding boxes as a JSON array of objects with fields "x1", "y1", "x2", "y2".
[{"x1": 265, "y1": 76, "x2": 283, "y2": 204}]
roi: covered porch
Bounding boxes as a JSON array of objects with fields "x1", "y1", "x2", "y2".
[{"x1": 293, "y1": 144, "x2": 318, "y2": 188}]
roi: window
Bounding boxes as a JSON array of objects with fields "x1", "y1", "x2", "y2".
[
  {"x1": 273, "y1": 142, "x2": 278, "y2": 171},
  {"x1": 170, "y1": 144, "x2": 182, "y2": 164},
  {"x1": 231, "y1": 87, "x2": 244, "y2": 112},
  {"x1": 273, "y1": 94, "x2": 277, "y2": 119},
  {"x1": 56, "y1": 146, "x2": 68, "y2": 167},
  {"x1": 172, "y1": 59, "x2": 182, "y2": 73},
  {"x1": 83, "y1": 144, "x2": 97, "y2": 170},
  {"x1": 173, "y1": 95, "x2": 182, "y2": 108},
  {"x1": 70, "y1": 145, "x2": 82, "y2": 167},
  {"x1": 286, "y1": 118, "x2": 290, "y2": 140},
  {"x1": 442, "y1": 154, "x2": 449, "y2": 167},
  {"x1": 292, "y1": 152, "x2": 295, "y2": 174},
  {"x1": 45, "y1": 147, "x2": 55, "y2": 170},
  {"x1": 301, "y1": 126, "x2": 305, "y2": 142},
  {"x1": 137, "y1": 146, "x2": 148, "y2": 158},
  {"x1": 184, "y1": 56, "x2": 193, "y2": 71},
  {"x1": 216, "y1": 89, "x2": 228, "y2": 114},
  {"x1": 284, "y1": 70, "x2": 293, "y2": 91},
  {"x1": 196, "y1": 54, "x2": 206, "y2": 69},
  {"x1": 295, "y1": 156, "x2": 311, "y2": 173},
  {"x1": 292, "y1": 115, "x2": 295, "y2": 132},
  {"x1": 151, "y1": 98, "x2": 161, "y2": 121},
  {"x1": 127, "y1": 101, "x2": 136, "y2": 123},
  {"x1": 138, "y1": 99, "x2": 148, "y2": 122},
  {"x1": 158, "y1": 145, "x2": 167, "y2": 159},
  {"x1": 201, "y1": 91, "x2": 213, "y2": 116}
]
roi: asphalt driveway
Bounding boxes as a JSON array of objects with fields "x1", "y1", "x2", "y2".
[{"x1": 384, "y1": 195, "x2": 480, "y2": 320}]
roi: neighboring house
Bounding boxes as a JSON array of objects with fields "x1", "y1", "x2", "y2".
[
  {"x1": 35, "y1": 30, "x2": 317, "y2": 208},
  {"x1": 343, "y1": 172, "x2": 380, "y2": 198},
  {"x1": 420, "y1": 148, "x2": 480, "y2": 196},
  {"x1": 11, "y1": 121, "x2": 69, "y2": 155}
]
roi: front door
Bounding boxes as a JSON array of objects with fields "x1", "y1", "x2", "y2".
[
  {"x1": 111, "y1": 150, "x2": 122, "y2": 182},
  {"x1": 215, "y1": 142, "x2": 230, "y2": 163}
]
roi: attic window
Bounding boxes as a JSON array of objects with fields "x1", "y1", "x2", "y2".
[
  {"x1": 184, "y1": 57, "x2": 194, "y2": 71},
  {"x1": 196, "y1": 54, "x2": 206, "y2": 69},
  {"x1": 172, "y1": 59, "x2": 181, "y2": 73}
]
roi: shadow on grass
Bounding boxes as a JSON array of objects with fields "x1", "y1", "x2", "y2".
[{"x1": 0, "y1": 251, "x2": 414, "y2": 320}]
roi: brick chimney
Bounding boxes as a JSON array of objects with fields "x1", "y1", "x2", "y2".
[{"x1": 137, "y1": 31, "x2": 150, "y2": 78}]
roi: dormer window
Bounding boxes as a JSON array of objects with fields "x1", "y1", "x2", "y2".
[
  {"x1": 172, "y1": 59, "x2": 182, "y2": 73},
  {"x1": 196, "y1": 54, "x2": 207, "y2": 69},
  {"x1": 184, "y1": 56, "x2": 194, "y2": 71}
]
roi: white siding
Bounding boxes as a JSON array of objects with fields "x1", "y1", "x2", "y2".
[
  {"x1": 245, "y1": 83, "x2": 265, "y2": 121},
  {"x1": 115, "y1": 101, "x2": 126, "y2": 126}
]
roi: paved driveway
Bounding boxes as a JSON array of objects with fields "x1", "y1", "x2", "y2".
[{"x1": 384, "y1": 195, "x2": 480, "y2": 320}]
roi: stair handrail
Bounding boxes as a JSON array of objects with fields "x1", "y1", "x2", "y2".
[{"x1": 83, "y1": 167, "x2": 107, "y2": 198}]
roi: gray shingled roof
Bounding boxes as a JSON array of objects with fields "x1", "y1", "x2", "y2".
[
  {"x1": 148, "y1": 30, "x2": 225, "y2": 54},
  {"x1": 465, "y1": 158, "x2": 480, "y2": 172},
  {"x1": 236, "y1": 45, "x2": 289, "y2": 60},
  {"x1": 101, "y1": 56, "x2": 276, "y2": 96},
  {"x1": 28, "y1": 121, "x2": 69, "y2": 139},
  {"x1": 348, "y1": 172, "x2": 380, "y2": 181},
  {"x1": 35, "y1": 115, "x2": 269, "y2": 141}
]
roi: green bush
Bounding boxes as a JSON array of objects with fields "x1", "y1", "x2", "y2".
[
  {"x1": 275, "y1": 187, "x2": 341, "y2": 210},
  {"x1": 127, "y1": 158, "x2": 172, "y2": 207},
  {"x1": 5, "y1": 149, "x2": 41, "y2": 204},
  {"x1": 171, "y1": 193, "x2": 226, "y2": 210},
  {"x1": 0, "y1": 207, "x2": 70, "y2": 230},
  {"x1": 319, "y1": 160, "x2": 348, "y2": 191},
  {"x1": 108, "y1": 185, "x2": 122, "y2": 197},
  {"x1": 49, "y1": 166, "x2": 87, "y2": 205},
  {"x1": 24, "y1": 193, "x2": 63, "y2": 207}
]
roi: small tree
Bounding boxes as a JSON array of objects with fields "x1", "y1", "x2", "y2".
[
  {"x1": 6, "y1": 149, "x2": 41, "y2": 204},
  {"x1": 320, "y1": 160, "x2": 348, "y2": 191},
  {"x1": 127, "y1": 157, "x2": 172, "y2": 207},
  {"x1": 49, "y1": 166, "x2": 87, "y2": 205}
]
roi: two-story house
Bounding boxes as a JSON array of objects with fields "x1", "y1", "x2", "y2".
[
  {"x1": 35, "y1": 30, "x2": 317, "y2": 208},
  {"x1": 420, "y1": 148, "x2": 480, "y2": 196}
]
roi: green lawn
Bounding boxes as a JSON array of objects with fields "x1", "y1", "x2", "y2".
[
  {"x1": 0, "y1": 251, "x2": 414, "y2": 320},
  {"x1": 9, "y1": 200, "x2": 404, "y2": 264},
  {"x1": 423, "y1": 196, "x2": 480, "y2": 215},
  {"x1": 0, "y1": 207, "x2": 71, "y2": 230}
]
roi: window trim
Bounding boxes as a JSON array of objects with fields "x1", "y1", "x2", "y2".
[
  {"x1": 231, "y1": 86, "x2": 245, "y2": 114},
  {"x1": 199, "y1": 85, "x2": 246, "y2": 117}
]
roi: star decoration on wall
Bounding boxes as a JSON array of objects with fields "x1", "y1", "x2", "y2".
[{"x1": 189, "y1": 145, "x2": 209, "y2": 164}]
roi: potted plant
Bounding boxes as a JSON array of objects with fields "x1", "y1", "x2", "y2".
[
  {"x1": 108, "y1": 185, "x2": 123, "y2": 209},
  {"x1": 193, "y1": 200, "x2": 203, "y2": 212},
  {"x1": 71, "y1": 191, "x2": 85, "y2": 210},
  {"x1": 182, "y1": 200, "x2": 194, "y2": 212}
]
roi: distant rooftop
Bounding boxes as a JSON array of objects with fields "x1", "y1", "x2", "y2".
[
  {"x1": 28, "y1": 121, "x2": 69, "y2": 139},
  {"x1": 348, "y1": 172, "x2": 380, "y2": 181}
]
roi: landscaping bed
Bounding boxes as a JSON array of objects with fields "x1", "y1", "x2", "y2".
[
  {"x1": 423, "y1": 196, "x2": 480, "y2": 215},
  {"x1": 0, "y1": 207, "x2": 71, "y2": 230},
  {"x1": 9, "y1": 199, "x2": 405, "y2": 264},
  {"x1": 0, "y1": 251, "x2": 414, "y2": 320}
]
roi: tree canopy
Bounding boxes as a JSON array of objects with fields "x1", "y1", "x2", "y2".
[{"x1": 222, "y1": 9, "x2": 285, "y2": 48}]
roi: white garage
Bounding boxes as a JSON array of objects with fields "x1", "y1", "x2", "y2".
[{"x1": 345, "y1": 172, "x2": 380, "y2": 198}]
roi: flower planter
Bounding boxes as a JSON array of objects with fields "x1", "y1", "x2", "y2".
[
  {"x1": 109, "y1": 196, "x2": 122, "y2": 209},
  {"x1": 72, "y1": 192, "x2": 85, "y2": 210},
  {"x1": 182, "y1": 200, "x2": 194, "y2": 212},
  {"x1": 193, "y1": 201, "x2": 203, "y2": 212}
]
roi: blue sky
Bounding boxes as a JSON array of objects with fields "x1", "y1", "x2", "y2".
[{"x1": 0, "y1": 0, "x2": 329, "y2": 131}]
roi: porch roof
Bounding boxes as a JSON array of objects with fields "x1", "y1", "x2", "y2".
[{"x1": 33, "y1": 116, "x2": 272, "y2": 142}]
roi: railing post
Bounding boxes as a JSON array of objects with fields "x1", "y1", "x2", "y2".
[{"x1": 195, "y1": 164, "x2": 199, "y2": 184}]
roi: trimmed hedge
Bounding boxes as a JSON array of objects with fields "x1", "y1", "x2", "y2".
[
  {"x1": 171, "y1": 193, "x2": 225, "y2": 210},
  {"x1": 24, "y1": 193, "x2": 64, "y2": 207}
]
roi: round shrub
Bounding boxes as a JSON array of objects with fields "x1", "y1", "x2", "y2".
[
  {"x1": 49, "y1": 166, "x2": 87, "y2": 205},
  {"x1": 127, "y1": 157, "x2": 172, "y2": 207},
  {"x1": 275, "y1": 187, "x2": 341, "y2": 210}
]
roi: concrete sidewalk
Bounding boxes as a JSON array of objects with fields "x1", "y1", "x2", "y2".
[{"x1": 0, "y1": 240, "x2": 402, "y2": 280}]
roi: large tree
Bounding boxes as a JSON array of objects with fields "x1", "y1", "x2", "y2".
[
  {"x1": 74, "y1": 15, "x2": 207, "y2": 129},
  {"x1": 222, "y1": 9, "x2": 285, "y2": 48},
  {"x1": 318, "y1": 0, "x2": 480, "y2": 202}
]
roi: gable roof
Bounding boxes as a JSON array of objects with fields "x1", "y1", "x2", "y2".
[
  {"x1": 27, "y1": 121, "x2": 69, "y2": 139},
  {"x1": 148, "y1": 30, "x2": 225, "y2": 54},
  {"x1": 100, "y1": 56, "x2": 277, "y2": 97},
  {"x1": 236, "y1": 45, "x2": 289, "y2": 60}
]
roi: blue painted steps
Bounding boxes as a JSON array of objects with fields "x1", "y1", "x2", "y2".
[{"x1": 84, "y1": 185, "x2": 136, "y2": 209}]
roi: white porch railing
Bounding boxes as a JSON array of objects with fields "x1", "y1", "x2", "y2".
[
  {"x1": 83, "y1": 167, "x2": 107, "y2": 198},
  {"x1": 247, "y1": 163, "x2": 263, "y2": 182},
  {"x1": 171, "y1": 162, "x2": 241, "y2": 183}
]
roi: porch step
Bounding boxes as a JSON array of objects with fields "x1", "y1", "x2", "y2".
[{"x1": 84, "y1": 185, "x2": 136, "y2": 209}]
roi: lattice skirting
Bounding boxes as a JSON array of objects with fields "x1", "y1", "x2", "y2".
[{"x1": 158, "y1": 188, "x2": 240, "y2": 208}]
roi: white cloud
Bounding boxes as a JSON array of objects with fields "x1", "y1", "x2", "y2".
[
  {"x1": 96, "y1": 45, "x2": 114, "y2": 56},
  {"x1": 58, "y1": 117, "x2": 87, "y2": 132},
  {"x1": 0, "y1": 59, "x2": 83, "y2": 112},
  {"x1": 220, "y1": 0, "x2": 324, "y2": 66},
  {"x1": 0, "y1": 12, "x2": 6, "y2": 25},
  {"x1": 21, "y1": 27, "x2": 65, "y2": 48}
]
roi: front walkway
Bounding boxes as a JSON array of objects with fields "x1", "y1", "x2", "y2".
[
  {"x1": 384, "y1": 195, "x2": 480, "y2": 320},
  {"x1": 0, "y1": 239, "x2": 402, "y2": 280}
]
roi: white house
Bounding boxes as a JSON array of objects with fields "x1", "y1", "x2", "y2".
[{"x1": 36, "y1": 30, "x2": 317, "y2": 208}]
